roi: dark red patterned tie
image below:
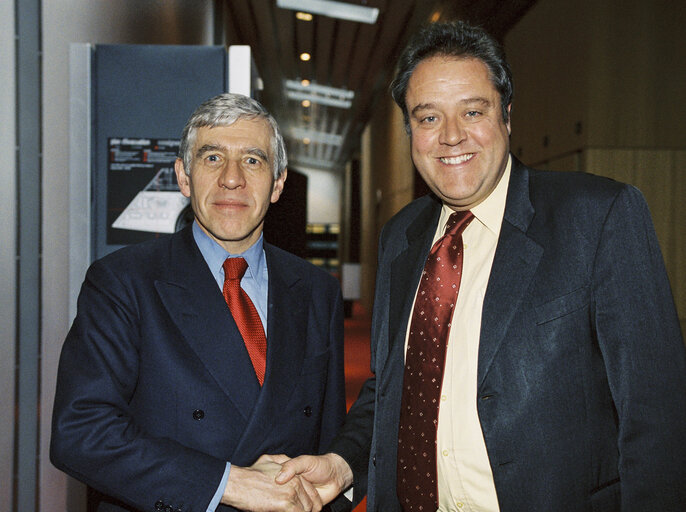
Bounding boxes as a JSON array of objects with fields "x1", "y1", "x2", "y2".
[
  {"x1": 397, "y1": 210, "x2": 474, "y2": 511},
  {"x1": 223, "y1": 257, "x2": 267, "y2": 385}
]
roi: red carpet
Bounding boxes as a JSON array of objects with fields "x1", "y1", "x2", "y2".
[
  {"x1": 344, "y1": 302, "x2": 373, "y2": 512},
  {"x1": 344, "y1": 302, "x2": 373, "y2": 409}
]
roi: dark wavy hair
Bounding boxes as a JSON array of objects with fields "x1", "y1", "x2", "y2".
[{"x1": 390, "y1": 21, "x2": 513, "y2": 133}]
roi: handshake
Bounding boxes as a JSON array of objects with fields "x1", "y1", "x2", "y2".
[{"x1": 221, "y1": 452, "x2": 354, "y2": 512}]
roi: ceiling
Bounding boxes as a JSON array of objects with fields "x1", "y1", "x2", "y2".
[{"x1": 218, "y1": 0, "x2": 537, "y2": 173}]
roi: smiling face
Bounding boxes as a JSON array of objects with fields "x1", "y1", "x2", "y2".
[
  {"x1": 174, "y1": 118, "x2": 286, "y2": 253},
  {"x1": 406, "y1": 56, "x2": 511, "y2": 211}
]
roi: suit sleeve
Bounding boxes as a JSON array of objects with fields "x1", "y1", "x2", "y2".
[
  {"x1": 318, "y1": 284, "x2": 347, "y2": 454},
  {"x1": 592, "y1": 184, "x2": 686, "y2": 509},
  {"x1": 318, "y1": 285, "x2": 355, "y2": 512},
  {"x1": 329, "y1": 376, "x2": 376, "y2": 506},
  {"x1": 50, "y1": 260, "x2": 226, "y2": 512}
]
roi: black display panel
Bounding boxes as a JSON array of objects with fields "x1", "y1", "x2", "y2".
[{"x1": 92, "y1": 44, "x2": 227, "y2": 259}]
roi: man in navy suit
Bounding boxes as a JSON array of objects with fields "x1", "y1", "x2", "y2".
[
  {"x1": 276, "y1": 21, "x2": 686, "y2": 511},
  {"x1": 51, "y1": 93, "x2": 346, "y2": 512}
]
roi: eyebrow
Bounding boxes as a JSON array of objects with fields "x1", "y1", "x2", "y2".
[
  {"x1": 245, "y1": 147, "x2": 269, "y2": 162},
  {"x1": 195, "y1": 144, "x2": 269, "y2": 162},
  {"x1": 410, "y1": 97, "x2": 493, "y2": 117},
  {"x1": 195, "y1": 144, "x2": 223, "y2": 158}
]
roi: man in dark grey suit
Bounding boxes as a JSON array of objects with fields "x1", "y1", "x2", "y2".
[
  {"x1": 276, "y1": 21, "x2": 686, "y2": 511},
  {"x1": 51, "y1": 93, "x2": 346, "y2": 512}
]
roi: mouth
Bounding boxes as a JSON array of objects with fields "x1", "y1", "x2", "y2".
[
  {"x1": 439, "y1": 153, "x2": 475, "y2": 165},
  {"x1": 213, "y1": 199, "x2": 248, "y2": 209}
]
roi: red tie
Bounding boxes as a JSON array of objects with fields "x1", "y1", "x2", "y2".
[
  {"x1": 222, "y1": 257, "x2": 267, "y2": 385},
  {"x1": 397, "y1": 210, "x2": 474, "y2": 512}
]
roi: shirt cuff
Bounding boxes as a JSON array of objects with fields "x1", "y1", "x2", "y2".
[{"x1": 207, "y1": 462, "x2": 231, "y2": 512}]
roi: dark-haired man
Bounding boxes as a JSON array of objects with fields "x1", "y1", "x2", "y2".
[{"x1": 277, "y1": 21, "x2": 686, "y2": 512}]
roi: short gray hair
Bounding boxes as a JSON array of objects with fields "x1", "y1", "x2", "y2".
[{"x1": 179, "y1": 93, "x2": 287, "y2": 178}]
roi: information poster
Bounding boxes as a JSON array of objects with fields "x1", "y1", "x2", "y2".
[{"x1": 107, "y1": 137, "x2": 190, "y2": 245}]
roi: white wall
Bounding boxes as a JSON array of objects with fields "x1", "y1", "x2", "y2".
[
  {"x1": 40, "y1": 2, "x2": 214, "y2": 510},
  {"x1": 299, "y1": 167, "x2": 343, "y2": 224},
  {"x1": 0, "y1": 0, "x2": 17, "y2": 509}
]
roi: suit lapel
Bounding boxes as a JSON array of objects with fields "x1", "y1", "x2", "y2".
[
  {"x1": 232, "y1": 244, "x2": 308, "y2": 454},
  {"x1": 478, "y1": 160, "x2": 543, "y2": 386},
  {"x1": 154, "y1": 227, "x2": 259, "y2": 422},
  {"x1": 388, "y1": 198, "x2": 442, "y2": 352}
]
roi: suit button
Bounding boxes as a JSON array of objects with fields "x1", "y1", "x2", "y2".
[
  {"x1": 372, "y1": 455, "x2": 376, "y2": 466},
  {"x1": 303, "y1": 406, "x2": 312, "y2": 417},
  {"x1": 154, "y1": 500, "x2": 165, "y2": 510},
  {"x1": 192, "y1": 409, "x2": 205, "y2": 420}
]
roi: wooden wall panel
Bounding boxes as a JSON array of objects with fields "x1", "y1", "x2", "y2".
[
  {"x1": 670, "y1": 152, "x2": 686, "y2": 336},
  {"x1": 359, "y1": 95, "x2": 415, "y2": 311}
]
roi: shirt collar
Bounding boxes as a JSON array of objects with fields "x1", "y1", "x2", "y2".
[
  {"x1": 192, "y1": 221, "x2": 265, "y2": 279},
  {"x1": 438, "y1": 154, "x2": 511, "y2": 238}
]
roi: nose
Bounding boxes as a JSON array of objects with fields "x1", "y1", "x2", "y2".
[
  {"x1": 218, "y1": 159, "x2": 246, "y2": 189},
  {"x1": 438, "y1": 117, "x2": 466, "y2": 146}
]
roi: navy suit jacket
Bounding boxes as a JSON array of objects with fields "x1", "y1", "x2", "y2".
[
  {"x1": 330, "y1": 157, "x2": 686, "y2": 512},
  {"x1": 51, "y1": 226, "x2": 347, "y2": 512}
]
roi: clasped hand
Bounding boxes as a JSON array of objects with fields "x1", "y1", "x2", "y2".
[
  {"x1": 221, "y1": 452, "x2": 352, "y2": 511},
  {"x1": 222, "y1": 455, "x2": 321, "y2": 512}
]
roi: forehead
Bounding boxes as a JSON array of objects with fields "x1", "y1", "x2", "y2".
[
  {"x1": 194, "y1": 117, "x2": 273, "y2": 152},
  {"x1": 407, "y1": 56, "x2": 498, "y2": 104}
]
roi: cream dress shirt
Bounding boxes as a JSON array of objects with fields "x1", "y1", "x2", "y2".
[{"x1": 405, "y1": 157, "x2": 511, "y2": 512}]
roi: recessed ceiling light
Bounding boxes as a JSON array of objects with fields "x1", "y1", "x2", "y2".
[
  {"x1": 300, "y1": 52, "x2": 311, "y2": 61},
  {"x1": 277, "y1": 0, "x2": 379, "y2": 25},
  {"x1": 303, "y1": 137, "x2": 311, "y2": 145},
  {"x1": 301, "y1": 79, "x2": 311, "y2": 87},
  {"x1": 301, "y1": 99, "x2": 312, "y2": 107},
  {"x1": 296, "y1": 11, "x2": 313, "y2": 21}
]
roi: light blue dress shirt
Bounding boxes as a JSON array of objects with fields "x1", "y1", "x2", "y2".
[{"x1": 191, "y1": 221, "x2": 270, "y2": 511}]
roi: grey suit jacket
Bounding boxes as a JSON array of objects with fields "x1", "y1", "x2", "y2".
[
  {"x1": 51, "y1": 226, "x2": 347, "y2": 512},
  {"x1": 331, "y1": 157, "x2": 686, "y2": 512}
]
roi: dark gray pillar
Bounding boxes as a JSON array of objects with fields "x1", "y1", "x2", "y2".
[{"x1": 15, "y1": 0, "x2": 42, "y2": 510}]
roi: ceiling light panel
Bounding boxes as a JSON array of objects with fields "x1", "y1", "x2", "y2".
[
  {"x1": 287, "y1": 90, "x2": 352, "y2": 109},
  {"x1": 285, "y1": 79, "x2": 354, "y2": 99},
  {"x1": 277, "y1": 0, "x2": 379, "y2": 24},
  {"x1": 285, "y1": 79, "x2": 354, "y2": 109}
]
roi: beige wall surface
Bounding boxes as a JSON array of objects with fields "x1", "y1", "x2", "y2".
[
  {"x1": 585, "y1": 2, "x2": 686, "y2": 149},
  {"x1": 507, "y1": 0, "x2": 686, "y2": 163},
  {"x1": 359, "y1": 94, "x2": 414, "y2": 311},
  {"x1": 38, "y1": 2, "x2": 214, "y2": 510},
  {"x1": 506, "y1": 0, "x2": 592, "y2": 165}
]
